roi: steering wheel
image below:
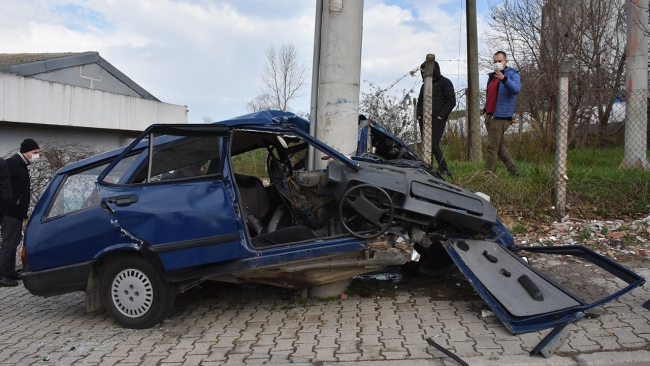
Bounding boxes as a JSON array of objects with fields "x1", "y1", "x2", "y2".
[
  {"x1": 338, "y1": 184, "x2": 395, "y2": 239},
  {"x1": 266, "y1": 150, "x2": 292, "y2": 190}
]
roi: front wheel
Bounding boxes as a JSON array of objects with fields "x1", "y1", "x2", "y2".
[{"x1": 102, "y1": 256, "x2": 175, "y2": 329}]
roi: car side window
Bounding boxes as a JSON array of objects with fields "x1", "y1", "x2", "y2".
[
  {"x1": 45, "y1": 163, "x2": 109, "y2": 220},
  {"x1": 130, "y1": 135, "x2": 222, "y2": 184},
  {"x1": 101, "y1": 153, "x2": 141, "y2": 184}
]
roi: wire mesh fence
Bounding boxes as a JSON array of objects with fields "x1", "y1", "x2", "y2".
[
  {"x1": 406, "y1": 78, "x2": 649, "y2": 216},
  {"x1": 426, "y1": 87, "x2": 649, "y2": 167}
]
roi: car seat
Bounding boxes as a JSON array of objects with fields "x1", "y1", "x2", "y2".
[{"x1": 235, "y1": 174, "x2": 291, "y2": 236}]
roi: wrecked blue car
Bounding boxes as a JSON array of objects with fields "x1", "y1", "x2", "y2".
[{"x1": 22, "y1": 110, "x2": 643, "y2": 333}]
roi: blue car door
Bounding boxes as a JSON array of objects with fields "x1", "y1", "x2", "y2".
[{"x1": 96, "y1": 125, "x2": 242, "y2": 271}]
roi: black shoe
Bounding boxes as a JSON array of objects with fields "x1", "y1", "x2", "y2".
[
  {"x1": 441, "y1": 169, "x2": 453, "y2": 176},
  {"x1": 5, "y1": 273, "x2": 21, "y2": 281},
  {"x1": 0, "y1": 277, "x2": 18, "y2": 287},
  {"x1": 510, "y1": 172, "x2": 520, "y2": 177}
]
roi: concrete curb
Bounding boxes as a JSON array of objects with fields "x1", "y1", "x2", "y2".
[{"x1": 265, "y1": 351, "x2": 650, "y2": 365}]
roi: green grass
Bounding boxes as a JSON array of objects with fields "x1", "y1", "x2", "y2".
[
  {"x1": 509, "y1": 222, "x2": 527, "y2": 234},
  {"x1": 230, "y1": 149, "x2": 268, "y2": 177},
  {"x1": 578, "y1": 227, "x2": 591, "y2": 242},
  {"x1": 445, "y1": 146, "x2": 650, "y2": 220}
]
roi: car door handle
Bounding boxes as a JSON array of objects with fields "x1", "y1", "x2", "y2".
[{"x1": 106, "y1": 194, "x2": 139, "y2": 206}]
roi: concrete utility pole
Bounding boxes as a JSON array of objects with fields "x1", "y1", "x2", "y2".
[
  {"x1": 466, "y1": 0, "x2": 482, "y2": 162},
  {"x1": 308, "y1": 0, "x2": 324, "y2": 170},
  {"x1": 313, "y1": 0, "x2": 364, "y2": 170},
  {"x1": 303, "y1": 0, "x2": 364, "y2": 298},
  {"x1": 621, "y1": 0, "x2": 649, "y2": 169}
]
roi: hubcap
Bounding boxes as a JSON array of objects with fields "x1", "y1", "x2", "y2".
[{"x1": 111, "y1": 268, "x2": 153, "y2": 318}]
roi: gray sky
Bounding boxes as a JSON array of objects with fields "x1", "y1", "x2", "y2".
[{"x1": 0, "y1": 0, "x2": 495, "y2": 123}]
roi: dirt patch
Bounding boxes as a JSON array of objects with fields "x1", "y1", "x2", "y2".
[{"x1": 350, "y1": 266, "x2": 481, "y2": 301}]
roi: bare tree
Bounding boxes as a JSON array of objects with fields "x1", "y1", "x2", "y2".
[
  {"x1": 246, "y1": 43, "x2": 308, "y2": 112},
  {"x1": 245, "y1": 93, "x2": 275, "y2": 113},
  {"x1": 485, "y1": 0, "x2": 626, "y2": 148},
  {"x1": 359, "y1": 81, "x2": 419, "y2": 145}
]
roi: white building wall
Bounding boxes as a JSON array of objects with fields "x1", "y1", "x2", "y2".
[
  {"x1": 0, "y1": 73, "x2": 186, "y2": 131},
  {"x1": 0, "y1": 128, "x2": 123, "y2": 158}
]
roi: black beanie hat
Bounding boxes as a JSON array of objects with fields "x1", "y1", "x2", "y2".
[
  {"x1": 20, "y1": 139, "x2": 40, "y2": 153},
  {"x1": 420, "y1": 61, "x2": 441, "y2": 77}
]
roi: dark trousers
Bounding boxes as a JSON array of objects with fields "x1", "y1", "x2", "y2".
[
  {"x1": 0, "y1": 216, "x2": 23, "y2": 277},
  {"x1": 419, "y1": 118, "x2": 449, "y2": 172}
]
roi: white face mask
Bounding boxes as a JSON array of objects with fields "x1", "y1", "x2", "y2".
[
  {"x1": 494, "y1": 62, "x2": 504, "y2": 71},
  {"x1": 30, "y1": 153, "x2": 40, "y2": 161}
]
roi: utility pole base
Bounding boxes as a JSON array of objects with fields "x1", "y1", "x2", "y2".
[
  {"x1": 307, "y1": 279, "x2": 351, "y2": 298},
  {"x1": 619, "y1": 158, "x2": 650, "y2": 170}
]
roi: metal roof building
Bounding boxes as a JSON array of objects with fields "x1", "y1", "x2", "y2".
[{"x1": 0, "y1": 51, "x2": 187, "y2": 157}]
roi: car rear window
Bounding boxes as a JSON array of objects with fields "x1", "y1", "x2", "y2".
[
  {"x1": 45, "y1": 154, "x2": 140, "y2": 220},
  {"x1": 45, "y1": 163, "x2": 109, "y2": 220}
]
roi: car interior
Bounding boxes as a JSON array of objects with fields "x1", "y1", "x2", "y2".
[{"x1": 230, "y1": 129, "x2": 352, "y2": 248}]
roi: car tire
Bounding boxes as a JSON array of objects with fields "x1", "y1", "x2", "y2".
[{"x1": 101, "y1": 256, "x2": 175, "y2": 329}]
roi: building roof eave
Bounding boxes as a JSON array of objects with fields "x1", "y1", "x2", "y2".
[{"x1": 0, "y1": 51, "x2": 159, "y2": 101}]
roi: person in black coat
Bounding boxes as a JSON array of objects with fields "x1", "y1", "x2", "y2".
[
  {"x1": 416, "y1": 61, "x2": 456, "y2": 176},
  {"x1": 0, "y1": 157, "x2": 11, "y2": 222},
  {"x1": 0, "y1": 138, "x2": 40, "y2": 287}
]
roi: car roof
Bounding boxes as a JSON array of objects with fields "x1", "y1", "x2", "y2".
[
  {"x1": 55, "y1": 110, "x2": 311, "y2": 175},
  {"x1": 213, "y1": 110, "x2": 310, "y2": 133}
]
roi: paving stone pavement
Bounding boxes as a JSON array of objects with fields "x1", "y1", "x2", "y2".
[{"x1": 1, "y1": 262, "x2": 650, "y2": 366}]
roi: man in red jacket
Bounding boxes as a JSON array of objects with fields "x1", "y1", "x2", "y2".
[
  {"x1": 483, "y1": 51, "x2": 521, "y2": 176},
  {"x1": 0, "y1": 139, "x2": 40, "y2": 287}
]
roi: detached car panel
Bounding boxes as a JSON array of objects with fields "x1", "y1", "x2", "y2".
[
  {"x1": 444, "y1": 239, "x2": 644, "y2": 334},
  {"x1": 22, "y1": 110, "x2": 644, "y2": 332}
]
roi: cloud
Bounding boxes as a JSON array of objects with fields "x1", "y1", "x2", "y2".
[
  {"x1": 360, "y1": 1, "x2": 470, "y2": 100},
  {"x1": 0, "y1": 0, "x2": 492, "y2": 122}
]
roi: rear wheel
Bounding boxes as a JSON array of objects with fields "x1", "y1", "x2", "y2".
[{"x1": 102, "y1": 256, "x2": 175, "y2": 329}]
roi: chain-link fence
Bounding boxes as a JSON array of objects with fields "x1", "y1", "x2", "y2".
[
  {"x1": 420, "y1": 85, "x2": 648, "y2": 167},
  {"x1": 409, "y1": 71, "x2": 649, "y2": 216}
]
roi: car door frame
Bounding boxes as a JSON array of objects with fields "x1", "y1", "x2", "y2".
[
  {"x1": 96, "y1": 124, "x2": 244, "y2": 271},
  {"x1": 443, "y1": 239, "x2": 645, "y2": 334}
]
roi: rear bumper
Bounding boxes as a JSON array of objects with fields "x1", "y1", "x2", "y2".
[{"x1": 23, "y1": 260, "x2": 94, "y2": 297}]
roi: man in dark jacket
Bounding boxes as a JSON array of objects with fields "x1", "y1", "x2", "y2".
[
  {"x1": 0, "y1": 138, "x2": 40, "y2": 287},
  {"x1": 0, "y1": 157, "x2": 10, "y2": 222},
  {"x1": 416, "y1": 61, "x2": 456, "y2": 176}
]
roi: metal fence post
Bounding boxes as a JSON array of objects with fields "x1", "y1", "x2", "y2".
[
  {"x1": 422, "y1": 54, "x2": 435, "y2": 165},
  {"x1": 413, "y1": 97, "x2": 421, "y2": 155},
  {"x1": 555, "y1": 56, "x2": 573, "y2": 216}
]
